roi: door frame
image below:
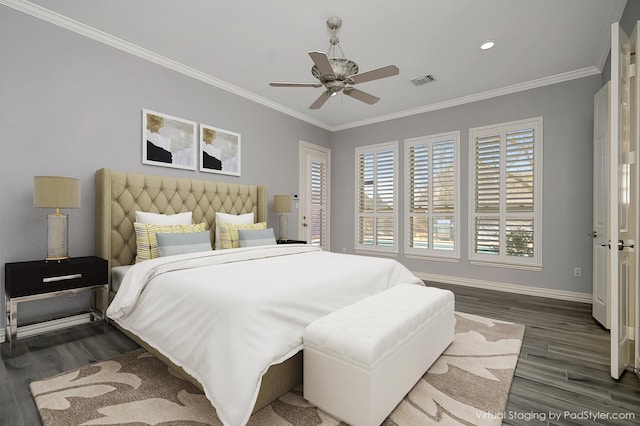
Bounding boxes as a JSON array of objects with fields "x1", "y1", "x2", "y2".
[{"x1": 299, "y1": 141, "x2": 331, "y2": 249}]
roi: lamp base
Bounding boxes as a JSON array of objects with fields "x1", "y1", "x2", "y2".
[
  {"x1": 45, "y1": 255, "x2": 71, "y2": 262},
  {"x1": 279, "y1": 213, "x2": 288, "y2": 241},
  {"x1": 47, "y1": 212, "x2": 69, "y2": 261}
]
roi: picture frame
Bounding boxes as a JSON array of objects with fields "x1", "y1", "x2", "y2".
[
  {"x1": 142, "y1": 109, "x2": 197, "y2": 171},
  {"x1": 199, "y1": 124, "x2": 241, "y2": 176}
]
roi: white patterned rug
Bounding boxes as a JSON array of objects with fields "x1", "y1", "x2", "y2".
[{"x1": 30, "y1": 312, "x2": 524, "y2": 425}]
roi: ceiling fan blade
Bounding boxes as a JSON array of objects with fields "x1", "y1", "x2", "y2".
[
  {"x1": 350, "y1": 65, "x2": 399, "y2": 84},
  {"x1": 270, "y1": 82, "x2": 323, "y2": 88},
  {"x1": 308, "y1": 51, "x2": 335, "y2": 78},
  {"x1": 343, "y1": 87, "x2": 380, "y2": 105},
  {"x1": 309, "y1": 91, "x2": 331, "y2": 109}
]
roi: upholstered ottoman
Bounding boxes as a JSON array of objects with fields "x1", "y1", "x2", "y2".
[{"x1": 303, "y1": 284, "x2": 455, "y2": 426}]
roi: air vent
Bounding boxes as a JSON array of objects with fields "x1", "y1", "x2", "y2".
[{"x1": 410, "y1": 74, "x2": 436, "y2": 86}]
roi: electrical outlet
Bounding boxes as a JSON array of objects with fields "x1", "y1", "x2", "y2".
[
  {"x1": 573, "y1": 267, "x2": 582, "y2": 277},
  {"x1": 342, "y1": 247, "x2": 347, "y2": 254}
]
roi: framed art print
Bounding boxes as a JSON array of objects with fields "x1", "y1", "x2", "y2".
[
  {"x1": 142, "y1": 109, "x2": 197, "y2": 171},
  {"x1": 199, "y1": 124, "x2": 241, "y2": 176}
]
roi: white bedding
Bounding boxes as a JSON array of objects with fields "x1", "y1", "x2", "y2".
[{"x1": 107, "y1": 245, "x2": 424, "y2": 426}]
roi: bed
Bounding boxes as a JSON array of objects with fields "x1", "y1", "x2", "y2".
[{"x1": 95, "y1": 168, "x2": 424, "y2": 426}]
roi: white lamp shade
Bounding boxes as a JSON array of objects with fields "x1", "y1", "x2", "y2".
[
  {"x1": 34, "y1": 176, "x2": 81, "y2": 209},
  {"x1": 274, "y1": 195, "x2": 292, "y2": 213}
]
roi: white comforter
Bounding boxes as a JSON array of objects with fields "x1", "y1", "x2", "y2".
[{"x1": 107, "y1": 245, "x2": 423, "y2": 426}]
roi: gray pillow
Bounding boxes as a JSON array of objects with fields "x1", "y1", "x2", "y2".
[
  {"x1": 238, "y1": 228, "x2": 277, "y2": 247},
  {"x1": 156, "y1": 231, "x2": 212, "y2": 257}
]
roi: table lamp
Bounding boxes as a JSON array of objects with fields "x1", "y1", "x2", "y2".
[
  {"x1": 274, "y1": 194, "x2": 292, "y2": 241},
  {"x1": 33, "y1": 176, "x2": 81, "y2": 261}
]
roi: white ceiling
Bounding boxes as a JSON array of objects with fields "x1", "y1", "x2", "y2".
[{"x1": 11, "y1": 0, "x2": 627, "y2": 131}]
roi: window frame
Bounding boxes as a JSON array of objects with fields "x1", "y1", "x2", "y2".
[
  {"x1": 404, "y1": 131, "x2": 460, "y2": 261},
  {"x1": 354, "y1": 141, "x2": 399, "y2": 254},
  {"x1": 468, "y1": 117, "x2": 543, "y2": 270}
]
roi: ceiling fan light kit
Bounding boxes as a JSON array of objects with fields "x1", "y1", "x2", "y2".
[{"x1": 269, "y1": 17, "x2": 399, "y2": 109}]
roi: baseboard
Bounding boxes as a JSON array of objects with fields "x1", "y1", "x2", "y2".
[
  {"x1": 0, "y1": 313, "x2": 93, "y2": 343},
  {"x1": 413, "y1": 271, "x2": 592, "y2": 304}
]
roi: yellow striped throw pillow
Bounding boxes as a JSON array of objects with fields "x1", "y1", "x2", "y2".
[
  {"x1": 220, "y1": 222, "x2": 267, "y2": 249},
  {"x1": 134, "y1": 222, "x2": 207, "y2": 263}
]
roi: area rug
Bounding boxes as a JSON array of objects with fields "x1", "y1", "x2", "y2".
[{"x1": 30, "y1": 312, "x2": 524, "y2": 425}]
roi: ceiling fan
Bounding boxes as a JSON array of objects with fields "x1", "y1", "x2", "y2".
[{"x1": 269, "y1": 16, "x2": 399, "y2": 109}]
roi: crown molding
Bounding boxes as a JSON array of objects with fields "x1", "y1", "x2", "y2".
[
  {"x1": 332, "y1": 66, "x2": 602, "y2": 131},
  {"x1": 3, "y1": 0, "x2": 605, "y2": 134}
]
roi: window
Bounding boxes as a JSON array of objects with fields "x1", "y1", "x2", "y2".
[
  {"x1": 355, "y1": 141, "x2": 398, "y2": 253},
  {"x1": 469, "y1": 117, "x2": 542, "y2": 269},
  {"x1": 309, "y1": 157, "x2": 327, "y2": 248},
  {"x1": 405, "y1": 131, "x2": 460, "y2": 260}
]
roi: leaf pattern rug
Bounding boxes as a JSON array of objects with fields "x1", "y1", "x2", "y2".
[{"x1": 30, "y1": 312, "x2": 524, "y2": 425}]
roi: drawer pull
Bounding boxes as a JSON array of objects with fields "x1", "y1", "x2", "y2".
[{"x1": 43, "y1": 273, "x2": 82, "y2": 283}]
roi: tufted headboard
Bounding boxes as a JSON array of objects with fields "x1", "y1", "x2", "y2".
[{"x1": 95, "y1": 168, "x2": 267, "y2": 279}]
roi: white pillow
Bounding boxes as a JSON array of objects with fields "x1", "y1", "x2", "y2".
[
  {"x1": 135, "y1": 211, "x2": 192, "y2": 225},
  {"x1": 215, "y1": 212, "x2": 254, "y2": 249}
]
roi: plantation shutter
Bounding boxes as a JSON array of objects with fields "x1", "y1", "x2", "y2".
[
  {"x1": 470, "y1": 118, "x2": 541, "y2": 268},
  {"x1": 474, "y1": 133, "x2": 501, "y2": 255},
  {"x1": 409, "y1": 143, "x2": 429, "y2": 248},
  {"x1": 310, "y1": 159, "x2": 327, "y2": 248},
  {"x1": 356, "y1": 142, "x2": 397, "y2": 252},
  {"x1": 505, "y1": 127, "x2": 535, "y2": 257},
  {"x1": 406, "y1": 132, "x2": 458, "y2": 257},
  {"x1": 506, "y1": 129, "x2": 534, "y2": 212}
]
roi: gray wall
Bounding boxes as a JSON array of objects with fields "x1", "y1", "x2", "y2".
[
  {"x1": 331, "y1": 75, "x2": 601, "y2": 295},
  {"x1": 0, "y1": 7, "x2": 331, "y2": 326}
]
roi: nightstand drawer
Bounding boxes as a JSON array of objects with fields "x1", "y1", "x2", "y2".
[
  {"x1": 277, "y1": 239, "x2": 307, "y2": 244},
  {"x1": 5, "y1": 256, "x2": 107, "y2": 297}
]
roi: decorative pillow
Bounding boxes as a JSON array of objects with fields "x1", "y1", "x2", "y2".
[
  {"x1": 220, "y1": 222, "x2": 267, "y2": 249},
  {"x1": 134, "y1": 222, "x2": 207, "y2": 263},
  {"x1": 238, "y1": 228, "x2": 277, "y2": 248},
  {"x1": 135, "y1": 211, "x2": 192, "y2": 225},
  {"x1": 214, "y1": 212, "x2": 254, "y2": 249},
  {"x1": 156, "y1": 231, "x2": 212, "y2": 257}
]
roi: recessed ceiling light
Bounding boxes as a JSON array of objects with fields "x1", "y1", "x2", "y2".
[{"x1": 480, "y1": 40, "x2": 495, "y2": 50}]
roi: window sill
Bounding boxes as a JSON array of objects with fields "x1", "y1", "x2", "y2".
[
  {"x1": 469, "y1": 259, "x2": 542, "y2": 271},
  {"x1": 355, "y1": 249, "x2": 398, "y2": 258},
  {"x1": 404, "y1": 254, "x2": 460, "y2": 263}
]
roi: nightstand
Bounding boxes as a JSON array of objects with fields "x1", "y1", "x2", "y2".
[
  {"x1": 277, "y1": 239, "x2": 307, "y2": 244},
  {"x1": 4, "y1": 256, "x2": 108, "y2": 355}
]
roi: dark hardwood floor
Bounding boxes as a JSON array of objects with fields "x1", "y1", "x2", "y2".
[
  {"x1": 430, "y1": 282, "x2": 640, "y2": 426},
  {"x1": 0, "y1": 322, "x2": 139, "y2": 426},
  {"x1": 1, "y1": 283, "x2": 639, "y2": 425}
]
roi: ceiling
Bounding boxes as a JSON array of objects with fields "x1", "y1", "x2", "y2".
[{"x1": 11, "y1": 0, "x2": 627, "y2": 131}]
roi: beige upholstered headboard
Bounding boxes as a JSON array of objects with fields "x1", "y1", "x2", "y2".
[{"x1": 95, "y1": 168, "x2": 267, "y2": 279}]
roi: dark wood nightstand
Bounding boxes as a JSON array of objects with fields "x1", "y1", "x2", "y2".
[
  {"x1": 276, "y1": 239, "x2": 307, "y2": 244},
  {"x1": 4, "y1": 256, "x2": 108, "y2": 355}
]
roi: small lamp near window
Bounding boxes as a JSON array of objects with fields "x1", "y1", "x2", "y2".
[
  {"x1": 33, "y1": 176, "x2": 81, "y2": 261},
  {"x1": 273, "y1": 194, "x2": 292, "y2": 241}
]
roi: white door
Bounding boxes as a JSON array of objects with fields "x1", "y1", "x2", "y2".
[
  {"x1": 609, "y1": 21, "x2": 637, "y2": 380},
  {"x1": 299, "y1": 142, "x2": 330, "y2": 249},
  {"x1": 593, "y1": 82, "x2": 610, "y2": 328},
  {"x1": 630, "y1": 24, "x2": 640, "y2": 379}
]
